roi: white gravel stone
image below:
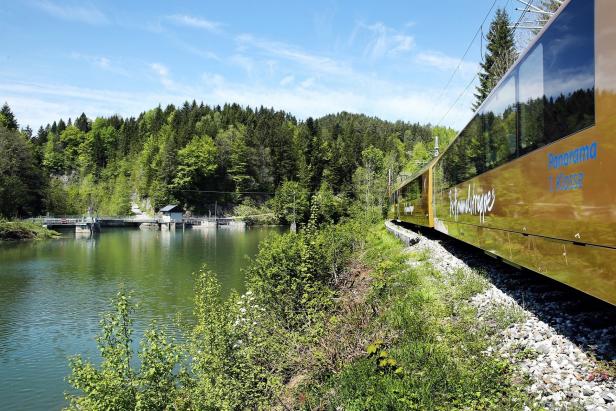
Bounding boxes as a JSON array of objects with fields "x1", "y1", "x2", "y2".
[{"x1": 385, "y1": 222, "x2": 616, "y2": 411}]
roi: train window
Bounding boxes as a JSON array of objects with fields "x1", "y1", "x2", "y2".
[
  {"x1": 399, "y1": 178, "x2": 422, "y2": 215},
  {"x1": 441, "y1": 115, "x2": 481, "y2": 188},
  {"x1": 519, "y1": 0, "x2": 595, "y2": 154},
  {"x1": 519, "y1": 44, "x2": 544, "y2": 152},
  {"x1": 481, "y1": 74, "x2": 517, "y2": 169},
  {"x1": 436, "y1": 0, "x2": 594, "y2": 191}
]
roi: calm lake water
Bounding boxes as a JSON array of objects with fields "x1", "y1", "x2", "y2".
[{"x1": 0, "y1": 226, "x2": 282, "y2": 410}]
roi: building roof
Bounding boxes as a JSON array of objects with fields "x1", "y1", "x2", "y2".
[{"x1": 160, "y1": 205, "x2": 182, "y2": 212}]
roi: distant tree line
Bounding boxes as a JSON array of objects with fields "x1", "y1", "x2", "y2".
[{"x1": 0, "y1": 101, "x2": 455, "y2": 220}]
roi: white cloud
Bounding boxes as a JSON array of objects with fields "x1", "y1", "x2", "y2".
[
  {"x1": 0, "y1": 73, "x2": 475, "y2": 132},
  {"x1": 97, "y1": 57, "x2": 110, "y2": 69},
  {"x1": 70, "y1": 53, "x2": 129, "y2": 76},
  {"x1": 167, "y1": 14, "x2": 222, "y2": 33},
  {"x1": 149, "y1": 63, "x2": 192, "y2": 94},
  {"x1": 202, "y1": 72, "x2": 225, "y2": 88},
  {"x1": 33, "y1": 0, "x2": 108, "y2": 25},
  {"x1": 359, "y1": 22, "x2": 415, "y2": 60},
  {"x1": 390, "y1": 34, "x2": 414, "y2": 54},
  {"x1": 279, "y1": 75, "x2": 294, "y2": 86},
  {"x1": 300, "y1": 77, "x2": 315, "y2": 89},
  {"x1": 229, "y1": 54, "x2": 255, "y2": 75},
  {"x1": 236, "y1": 34, "x2": 355, "y2": 78},
  {"x1": 150, "y1": 63, "x2": 169, "y2": 78},
  {"x1": 173, "y1": 40, "x2": 220, "y2": 61},
  {"x1": 416, "y1": 51, "x2": 477, "y2": 76}
]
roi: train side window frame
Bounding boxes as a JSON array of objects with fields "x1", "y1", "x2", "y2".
[
  {"x1": 435, "y1": 0, "x2": 595, "y2": 191},
  {"x1": 518, "y1": 0, "x2": 595, "y2": 155}
]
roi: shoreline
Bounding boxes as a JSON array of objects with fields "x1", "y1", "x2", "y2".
[{"x1": 0, "y1": 220, "x2": 60, "y2": 241}]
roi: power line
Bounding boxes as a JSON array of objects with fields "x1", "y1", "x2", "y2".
[
  {"x1": 167, "y1": 187, "x2": 361, "y2": 196},
  {"x1": 432, "y1": 0, "x2": 536, "y2": 127},
  {"x1": 425, "y1": 0, "x2": 501, "y2": 125},
  {"x1": 168, "y1": 188, "x2": 275, "y2": 195},
  {"x1": 434, "y1": 73, "x2": 478, "y2": 127}
]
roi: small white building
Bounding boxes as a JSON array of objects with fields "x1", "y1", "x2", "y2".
[{"x1": 159, "y1": 205, "x2": 183, "y2": 223}]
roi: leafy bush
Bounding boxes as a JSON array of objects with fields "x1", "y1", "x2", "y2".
[
  {"x1": 66, "y1": 219, "x2": 531, "y2": 410},
  {"x1": 302, "y1": 226, "x2": 532, "y2": 410},
  {"x1": 186, "y1": 269, "x2": 288, "y2": 409},
  {"x1": 233, "y1": 200, "x2": 278, "y2": 225},
  {"x1": 246, "y1": 230, "x2": 334, "y2": 332},
  {"x1": 0, "y1": 219, "x2": 58, "y2": 240},
  {"x1": 270, "y1": 181, "x2": 309, "y2": 225},
  {"x1": 66, "y1": 291, "x2": 185, "y2": 411},
  {"x1": 66, "y1": 220, "x2": 359, "y2": 409}
]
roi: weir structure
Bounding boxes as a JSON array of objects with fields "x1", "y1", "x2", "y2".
[{"x1": 31, "y1": 215, "x2": 246, "y2": 233}]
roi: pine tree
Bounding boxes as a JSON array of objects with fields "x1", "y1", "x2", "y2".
[
  {"x1": 57, "y1": 118, "x2": 67, "y2": 134},
  {"x1": 473, "y1": 9, "x2": 517, "y2": 110},
  {"x1": 75, "y1": 113, "x2": 90, "y2": 133},
  {"x1": 36, "y1": 126, "x2": 48, "y2": 145},
  {"x1": 0, "y1": 102, "x2": 18, "y2": 131}
]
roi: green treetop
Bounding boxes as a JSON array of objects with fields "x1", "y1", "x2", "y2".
[
  {"x1": 0, "y1": 103, "x2": 18, "y2": 131},
  {"x1": 473, "y1": 9, "x2": 517, "y2": 111}
]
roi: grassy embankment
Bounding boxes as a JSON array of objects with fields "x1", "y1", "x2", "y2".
[
  {"x1": 287, "y1": 223, "x2": 533, "y2": 410},
  {"x1": 65, "y1": 215, "x2": 534, "y2": 410},
  {"x1": 0, "y1": 219, "x2": 59, "y2": 241}
]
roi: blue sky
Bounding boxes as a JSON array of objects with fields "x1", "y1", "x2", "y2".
[{"x1": 0, "y1": 0, "x2": 524, "y2": 130}]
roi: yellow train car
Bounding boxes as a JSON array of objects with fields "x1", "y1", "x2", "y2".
[
  {"x1": 393, "y1": 164, "x2": 434, "y2": 228},
  {"x1": 393, "y1": 0, "x2": 616, "y2": 305}
]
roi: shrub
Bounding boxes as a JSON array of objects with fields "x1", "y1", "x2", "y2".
[
  {"x1": 0, "y1": 219, "x2": 58, "y2": 240},
  {"x1": 65, "y1": 291, "x2": 185, "y2": 411},
  {"x1": 233, "y1": 200, "x2": 278, "y2": 225},
  {"x1": 246, "y1": 231, "x2": 334, "y2": 332}
]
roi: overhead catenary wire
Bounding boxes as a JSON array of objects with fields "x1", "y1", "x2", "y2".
[
  {"x1": 431, "y1": 0, "x2": 544, "y2": 127},
  {"x1": 167, "y1": 187, "x2": 361, "y2": 196},
  {"x1": 168, "y1": 188, "x2": 275, "y2": 195},
  {"x1": 423, "y1": 0, "x2": 502, "y2": 126},
  {"x1": 434, "y1": 73, "x2": 479, "y2": 128}
]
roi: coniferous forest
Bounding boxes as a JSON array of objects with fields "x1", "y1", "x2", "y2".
[{"x1": 0, "y1": 101, "x2": 455, "y2": 222}]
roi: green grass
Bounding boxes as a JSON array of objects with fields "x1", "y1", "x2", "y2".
[
  {"x1": 0, "y1": 219, "x2": 59, "y2": 240},
  {"x1": 298, "y1": 225, "x2": 535, "y2": 410}
]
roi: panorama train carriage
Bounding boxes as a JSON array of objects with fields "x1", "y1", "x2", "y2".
[
  {"x1": 393, "y1": 0, "x2": 616, "y2": 305},
  {"x1": 391, "y1": 164, "x2": 434, "y2": 228}
]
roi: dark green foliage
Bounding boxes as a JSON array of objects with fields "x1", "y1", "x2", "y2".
[
  {"x1": 0, "y1": 103, "x2": 18, "y2": 131},
  {"x1": 0, "y1": 219, "x2": 58, "y2": 240},
  {"x1": 246, "y1": 230, "x2": 336, "y2": 331},
  {"x1": 1, "y1": 100, "x2": 447, "y2": 217},
  {"x1": 0, "y1": 127, "x2": 46, "y2": 217},
  {"x1": 270, "y1": 180, "x2": 310, "y2": 225},
  {"x1": 474, "y1": 9, "x2": 517, "y2": 110},
  {"x1": 75, "y1": 112, "x2": 90, "y2": 133}
]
